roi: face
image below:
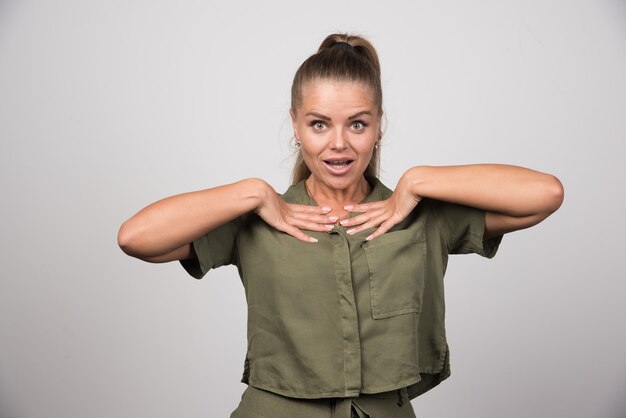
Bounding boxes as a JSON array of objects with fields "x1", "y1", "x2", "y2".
[{"x1": 291, "y1": 79, "x2": 381, "y2": 192}]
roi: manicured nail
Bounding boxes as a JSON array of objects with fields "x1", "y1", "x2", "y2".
[
  {"x1": 365, "y1": 235, "x2": 373, "y2": 241},
  {"x1": 344, "y1": 205, "x2": 353, "y2": 211},
  {"x1": 309, "y1": 237, "x2": 318, "y2": 243},
  {"x1": 322, "y1": 207, "x2": 332, "y2": 213},
  {"x1": 325, "y1": 224, "x2": 334, "y2": 230},
  {"x1": 339, "y1": 219, "x2": 349, "y2": 226},
  {"x1": 328, "y1": 216, "x2": 339, "y2": 222},
  {"x1": 347, "y1": 228, "x2": 356, "y2": 235}
]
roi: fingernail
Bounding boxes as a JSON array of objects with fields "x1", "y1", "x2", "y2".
[
  {"x1": 328, "y1": 216, "x2": 339, "y2": 222},
  {"x1": 309, "y1": 237, "x2": 318, "y2": 243},
  {"x1": 344, "y1": 205, "x2": 353, "y2": 211},
  {"x1": 325, "y1": 224, "x2": 334, "y2": 230},
  {"x1": 339, "y1": 220, "x2": 349, "y2": 226},
  {"x1": 347, "y1": 228, "x2": 356, "y2": 235},
  {"x1": 365, "y1": 235, "x2": 373, "y2": 241},
  {"x1": 322, "y1": 207, "x2": 332, "y2": 213}
]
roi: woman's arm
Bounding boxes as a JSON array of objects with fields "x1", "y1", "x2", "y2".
[
  {"x1": 118, "y1": 178, "x2": 335, "y2": 263},
  {"x1": 403, "y1": 165, "x2": 564, "y2": 238},
  {"x1": 341, "y1": 164, "x2": 564, "y2": 240},
  {"x1": 118, "y1": 178, "x2": 266, "y2": 262}
]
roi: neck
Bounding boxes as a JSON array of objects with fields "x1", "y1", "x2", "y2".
[{"x1": 305, "y1": 175, "x2": 371, "y2": 214}]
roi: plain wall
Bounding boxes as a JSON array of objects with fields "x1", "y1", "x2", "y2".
[{"x1": 1, "y1": 1, "x2": 625, "y2": 417}]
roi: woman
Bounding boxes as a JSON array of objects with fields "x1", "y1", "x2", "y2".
[{"x1": 118, "y1": 34, "x2": 564, "y2": 418}]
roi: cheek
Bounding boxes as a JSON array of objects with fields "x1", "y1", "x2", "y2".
[
  {"x1": 299, "y1": 143, "x2": 323, "y2": 163},
  {"x1": 360, "y1": 146, "x2": 376, "y2": 164},
  {"x1": 354, "y1": 136, "x2": 377, "y2": 155}
]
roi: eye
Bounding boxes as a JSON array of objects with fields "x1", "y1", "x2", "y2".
[
  {"x1": 351, "y1": 120, "x2": 368, "y2": 131},
  {"x1": 310, "y1": 120, "x2": 327, "y2": 131}
]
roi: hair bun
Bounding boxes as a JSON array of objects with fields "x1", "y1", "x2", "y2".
[{"x1": 334, "y1": 41, "x2": 352, "y2": 50}]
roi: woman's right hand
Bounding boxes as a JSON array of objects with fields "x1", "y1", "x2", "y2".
[
  {"x1": 118, "y1": 178, "x2": 333, "y2": 263},
  {"x1": 254, "y1": 183, "x2": 336, "y2": 243}
]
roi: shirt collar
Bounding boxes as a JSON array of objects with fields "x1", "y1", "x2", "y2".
[{"x1": 281, "y1": 176, "x2": 391, "y2": 205}]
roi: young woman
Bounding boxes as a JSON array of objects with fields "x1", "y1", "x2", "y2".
[{"x1": 118, "y1": 34, "x2": 563, "y2": 418}]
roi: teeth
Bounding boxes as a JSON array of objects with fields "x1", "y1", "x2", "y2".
[{"x1": 326, "y1": 160, "x2": 349, "y2": 166}]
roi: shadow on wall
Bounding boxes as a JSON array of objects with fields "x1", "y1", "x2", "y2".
[
  {"x1": 0, "y1": 391, "x2": 18, "y2": 418},
  {"x1": 609, "y1": 378, "x2": 626, "y2": 418}
]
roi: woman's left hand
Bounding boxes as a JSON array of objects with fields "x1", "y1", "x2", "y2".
[
  {"x1": 340, "y1": 170, "x2": 421, "y2": 241},
  {"x1": 342, "y1": 164, "x2": 564, "y2": 241}
]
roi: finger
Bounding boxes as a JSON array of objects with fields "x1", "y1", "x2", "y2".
[
  {"x1": 280, "y1": 224, "x2": 319, "y2": 243},
  {"x1": 339, "y1": 209, "x2": 385, "y2": 228},
  {"x1": 288, "y1": 204, "x2": 333, "y2": 214},
  {"x1": 290, "y1": 212, "x2": 339, "y2": 225},
  {"x1": 344, "y1": 201, "x2": 386, "y2": 213},
  {"x1": 290, "y1": 218, "x2": 335, "y2": 233},
  {"x1": 345, "y1": 216, "x2": 387, "y2": 236},
  {"x1": 346, "y1": 210, "x2": 404, "y2": 236},
  {"x1": 365, "y1": 220, "x2": 398, "y2": 241}
]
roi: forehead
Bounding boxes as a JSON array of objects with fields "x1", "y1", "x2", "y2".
[{"x1": 298, "y1": 79, "x2": 376, "y2": 114}]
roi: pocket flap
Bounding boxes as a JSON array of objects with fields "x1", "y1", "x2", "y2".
[{"x1": 363, "y1": 229, "x2": 427, "y2": 319}]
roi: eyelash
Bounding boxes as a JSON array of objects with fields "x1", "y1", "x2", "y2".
[
  {"x1": 308, "y1": 120, "x2": 369, "y2": 130},
  {"x1": 351, "y1": 120, "x2": 368, "y2": 130},
  {"x1": 310, "y1": 120, "x2": 327, "y2": 130}
]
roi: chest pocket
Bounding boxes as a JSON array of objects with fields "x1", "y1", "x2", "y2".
[{"x1": 362, "y1": 229, "x2": 427, "y2": 319}]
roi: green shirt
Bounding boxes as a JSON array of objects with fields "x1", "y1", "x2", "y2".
[{"x1": 180, "y1": 177, "x2": 501, "y2": 399}]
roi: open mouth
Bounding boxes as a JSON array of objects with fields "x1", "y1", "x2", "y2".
[{"x1": 323, "y1": 159, "x2": 354, "y2": 173}]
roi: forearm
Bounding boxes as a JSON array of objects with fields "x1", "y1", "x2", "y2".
[
  {"x1": 117, "y1": 178, "x2": 269, "y2": 259},
  {"x1": 406, "y1": 164, "x2": 564, "y2": 218}
]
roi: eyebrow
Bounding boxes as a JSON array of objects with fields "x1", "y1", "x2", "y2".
[
  {"x1": 304, "y1": 111, "x2": 372, "y2": 121},
  {"x1": 348, "y1": 111, "x2": 372, "y2": 120},
  {"x1": 305, "y1": 112, "x2": 331, "y2": 121}
]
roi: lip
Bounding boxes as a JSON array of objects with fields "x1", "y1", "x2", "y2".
[{"x1": 322, "y1": 158, "x2": 354, "y2": 175}]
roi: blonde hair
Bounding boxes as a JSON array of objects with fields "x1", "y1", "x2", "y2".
[{"x1": 290, "y1": 34, "x2": 383, "y2": 184}]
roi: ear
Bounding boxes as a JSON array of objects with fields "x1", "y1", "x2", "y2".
[{"x1": 289, "y1": 109, "x2": 299, "y2": 138}]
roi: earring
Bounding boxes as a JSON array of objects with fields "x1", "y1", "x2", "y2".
[
  {"x1": 293, "y1": 137, "x2": 301, "y2": 148},
  {"x1": 374, "y1": 141, "x2": 379, "y2": 149}
]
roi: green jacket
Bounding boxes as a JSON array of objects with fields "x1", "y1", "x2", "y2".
[{"x1": 181, "y1": 177, "x2": 501, "y2": 399}]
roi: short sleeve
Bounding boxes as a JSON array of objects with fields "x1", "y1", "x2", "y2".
[
  {"x1": 179, "y1": 217, "x2": 240, "y2": 279},
  {"x1": 433, "y1": 200, "x2": 502, "y2": 258}
]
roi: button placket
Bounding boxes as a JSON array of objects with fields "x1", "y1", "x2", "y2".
[{"x1": 330, "y1": 228, "x2": 362, "y2": 396}]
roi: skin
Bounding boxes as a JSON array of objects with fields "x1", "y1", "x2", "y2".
[
  {"x1": 290, "y1": 81, "x2": 380, "y2": 225},
  {"x1": 117, "y1": 78, "x2": 564, "y2": 262}
]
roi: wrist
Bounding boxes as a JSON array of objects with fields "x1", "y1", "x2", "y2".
[
  {"x1": 403, "y1": 166, "x2": 430, "y2": 199},
  {"x1": 240, "y1": 178, "x2": 273, "y2": 213}
]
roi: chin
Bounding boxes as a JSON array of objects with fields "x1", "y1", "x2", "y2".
[{"x1": 320, "y1": 174, "x2": 364, "y2": 191}]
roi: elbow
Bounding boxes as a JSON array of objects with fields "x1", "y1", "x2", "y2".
[
  {"x1": 532, "y1": 175, "x2": 564, "y2": 222},
  {"x1": 544, "y1": 174, "x2": 565, "y2": 214},
  {"x1": 117, "y1": 219, "x2": 143, "y2": 258}
]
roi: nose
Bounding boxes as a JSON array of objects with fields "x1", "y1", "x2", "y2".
[{"x1": 330, "y1": 128, "x2": 348, "y2": 151}]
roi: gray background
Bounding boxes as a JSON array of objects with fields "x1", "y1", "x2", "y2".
[{"x1": 1, "y1": 1, "x2": 625, "y2": 417}]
